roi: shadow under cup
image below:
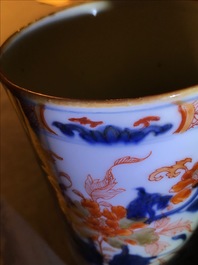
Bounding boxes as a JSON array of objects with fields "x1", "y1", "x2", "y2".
[
  {"x1": 1, "y1": 0, "x2": 198, "y2": 100},
  {"x1": 1, "y1": 2, "x2": 198, "y2": 265}
]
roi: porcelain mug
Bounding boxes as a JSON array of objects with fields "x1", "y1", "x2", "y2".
[{"x1": 1, "y1": 1, "x2": 198, "y2": 265}]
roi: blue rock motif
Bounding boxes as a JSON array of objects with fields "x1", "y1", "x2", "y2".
[{"x1": 126, "y1": 188, "x2": 172, "y2": 223}]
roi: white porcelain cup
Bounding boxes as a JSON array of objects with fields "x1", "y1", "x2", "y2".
[{"x1": 1, "y1": 1, "x2": 198, "y2": 265}]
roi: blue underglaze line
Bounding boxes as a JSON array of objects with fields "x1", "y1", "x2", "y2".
[{"x1": 145, "y1": 188, "x2": 198, "y2": 224}]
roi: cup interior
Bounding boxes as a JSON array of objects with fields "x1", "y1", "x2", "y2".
[{"x1": 1, "y1": 1, "x2": 198, "y2": 100}]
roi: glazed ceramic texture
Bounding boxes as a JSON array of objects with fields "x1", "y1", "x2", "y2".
[
  {"x1": 5, "y1": 88, "x2": 198, "y2": 265},
  {"x1": 1, "y1": 2, "x2": 198, "y2": 264}
]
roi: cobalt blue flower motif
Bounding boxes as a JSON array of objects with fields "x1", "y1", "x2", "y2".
[
  {"x1": 52, "y1": 122, "x2": 173, "y2": 145},
  {"x1": 126, "y1": 188, "x2": 172, "y2": 223},
  {"x1": 109, "y1": 245, "x2": 155, "y2": 265}
]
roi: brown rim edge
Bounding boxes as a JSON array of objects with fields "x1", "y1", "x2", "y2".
[{"x1": 0, "y1": 1, "x2": 198, "y2": 108}]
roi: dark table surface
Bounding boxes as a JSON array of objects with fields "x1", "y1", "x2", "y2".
[{"x1": 1, "y1": 3, "x2": 76, "y2": 265}]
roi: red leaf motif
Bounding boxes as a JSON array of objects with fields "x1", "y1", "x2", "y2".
[
  {"x1": 99, "y1": 201, "x2": 112, "y2": 208},
  {"x1": 47, "y1": 150, "x2": 63, "y2": 161},
  {"x1": 84, "y1": 153, "x2": 151, "y2": 201},
  {"x1": 91, "y1": 188, "x2": 125, "y2": 201},
  {"x1": 59, "y1": 172, "x2": 72, "y2": 188},
  {"x1": 154, "y1": 217, "x2": 170, "y2": 230},
  {"x1": 72, "y1": 189, "x2": 85, "y2": 199},
  {"x1": 114, "y1": 156, "x2": 138, "y2": 166},
  {"x1": 84, "y1": 174, "x2": 94, "y2": 195},
  {"x1": 145, "y1": 241, "x2": 170, "y2": 256},
  {"x1": 158, "y1": 219, "x2": 192, "y2": 236},
  {"x1": 113, "y1": 152, "x2": 151, "y2": 167},
  {"x1": 105, "y1": 169, "x2": 114, "y2": 180},
  {"x1": 84, "y1": 173, "x2": 125, "y2": 201}
]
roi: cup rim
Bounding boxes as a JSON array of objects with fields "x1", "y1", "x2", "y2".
[
  {"x1": 1, "y1": 1, "x2": 198, "y2": 108},
  {"x1": 1, "y1": 68, "x2": 197, "y2": 108}
]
